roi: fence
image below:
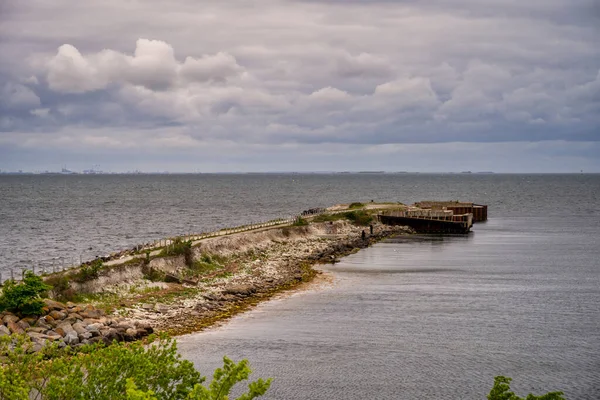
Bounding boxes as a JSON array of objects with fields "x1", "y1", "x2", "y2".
[{"x1": 0, "y1": 210, "x2": 331, "y2": 285}]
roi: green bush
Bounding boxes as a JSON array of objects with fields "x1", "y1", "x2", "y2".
[
  {"x1": 348, "y1": 202, "x2": 365, "y2": 209},
  {"x1": 343, "y1": 210, "x2": 373, "y2": 226},
  {"x1": 0, "y1": 334, "x2": 271, "y2": 400},
  {"x1": 292, "y1": 217, "x2": 309, "y2": 226},
  {"x1": 160, "y1": 239, "x2": 194, "y2": 267},
  {"x1": 74, "y1": 259, "x2": 104, "y2": 282},
  {"x1": 488, "y1": 376, "x2": 565, "y2": 400},
  {"x1": 0, "y1": 271, "x2": 51, "y2": 315}
]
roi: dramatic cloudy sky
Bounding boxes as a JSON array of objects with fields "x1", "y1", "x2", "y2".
[{"x1": 0, "y1": 0, "x2": 599, "y2": 172}]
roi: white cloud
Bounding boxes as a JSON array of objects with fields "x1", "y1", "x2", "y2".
[{"x1": 44, "y1": 39, "x2": 244, "y2": 93}]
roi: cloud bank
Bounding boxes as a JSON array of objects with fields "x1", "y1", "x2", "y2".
[{"x1": 0, "y1": 0, "x2": 598, "y2": 171}]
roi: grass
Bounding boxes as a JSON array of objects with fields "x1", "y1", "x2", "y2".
[
  {"x1": 349, "y1": 202, "x2": 365, "y2": 209},
  {"x1": 312, "y1": 210, "x2": 374, "y2": 226},
  {"x1": 292, "y1": 217, "x2": 309, "y2": 226}
]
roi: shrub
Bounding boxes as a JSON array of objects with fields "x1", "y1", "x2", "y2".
[
  {"x1": 348, "y1": 202, "x2": 365, "y2": 209},
  {"x1": 343, "y1": 210, "x2": 373, "y2": 226},
  {"x1": 0, "y1": 335, "x2": 272, "y2": 400},
  {"x1": 74, "y1": 259, "x2": 104, "y2": 282},
  {"x1": 292, "y1": 217, "x2": 309, "y2": 226},
  {"x1": 160, "y1": 239, "x2": 193, "y2": 267},
  {"x1": 488, "y1": 376, "x2": 565, "y2": 400},
  {"x1": 0, "y1": 271, "x2": 51, "y2": 316}
]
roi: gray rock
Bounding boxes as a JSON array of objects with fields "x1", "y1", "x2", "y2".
[
  {"x1": 2, "y1": 314, "x2": 19, "y2": 324},
  {"x1": 141, "y1": 303, "x2": 154, "y2": 311},
  {"x1": 0, "y1": 325, "x2": 10, "y2": 337},
  {"x1": 154, "y1": 303, "x2": 170, "y2": 313},
  {"x1": 64, "y1": 332, "x2": 79, "y2": 345},
  {"x1": 72, "y1": 322, "x2": 87, "y2": 335},
  {"x1": 43, "y1": 299, "x2": 67, "y2": 311},
  {"x1": 78, "y1": 332, "x2": 93, "y2": 340}
]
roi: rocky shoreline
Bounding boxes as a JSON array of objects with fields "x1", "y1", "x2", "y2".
[
  {"x1": 123, "y1": 220, "x2": 412, "y2": 335},
  {"x1": 0, "y1": 299, "x2": 152, "y2": 351},
  {"x1": 2, "y1": 216, "x2": 412, "y2": 348}
]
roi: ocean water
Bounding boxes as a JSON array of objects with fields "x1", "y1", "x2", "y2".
[{"x1": 1, "y1": 173, "x2": 599, "y2": 397}]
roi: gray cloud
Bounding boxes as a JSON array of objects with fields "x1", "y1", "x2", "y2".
[{"x1": 0, "y1": 0, "x2": 598, "y2": 171}]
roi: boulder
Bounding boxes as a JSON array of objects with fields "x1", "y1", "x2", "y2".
[
  {"x1": 27, "y1": 327, "x2": 47, "y2": 334},
  {"x1": 7, "y1": 321, "x2": 25, "y2": 334},
  {"x1": 154, "y1": 304, "x2": 170, "y2": 314},
  {"x1": 2, "y1": 314, "x2": 19, "y2": 324},
  {"x1": 0, "y1": 325, "x2": 10, "y2": 337},
  {"x1": 72, "y1": 322, "x2": 87, "y2": 335},
  {"x1": 80, "y1": 309, "x2": 103, "y2": 319},
  {"x1": 34, "y1": 317, "x2": 52, "y2": 330},
  {"x1": 46, "y1": 331, "x2": 62, "y2": 341},
  {"x1": 49, "y1": 310, "x2": 66, "y2": 320},
  {"x1": 17, "y1": 320, "x2": 31, "y2": 330},
  {"x1": 64, "y1": 332, "x2": 79, "y2": 345},
  {"x1": 43, "y1": 299, "x2": 67, "y2": 311},
  {"x1": 69, "y1": 313, "x2": 83, "y2": 321}
]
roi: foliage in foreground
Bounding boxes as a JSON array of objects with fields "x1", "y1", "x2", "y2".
[
  {"x1": 0, "y1": 334, "x2": 271, "y2": 400},
  {"x1": 0, "y1": 271, "x2": 51, "y2": 315},
  {"x1": 488, "y1": 376, "x2": 565, "y2": 400}
]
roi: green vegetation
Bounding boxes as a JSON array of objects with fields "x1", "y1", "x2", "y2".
[
  {"x1": 190, "y1": 254, "x2": 224, "y2": 276},
  {"x1": 74, "y1": 259, "x2": 104, "y2": 283},
  {"x1": 488, "y1": 376, "x2": 565, "y2": 400},
  {"x1": 292, "y1": 217, "x2": 309, "y2": 226},
  {"x1": 312, "y1": 213, "x2": 346, "y2": 223},
  {"x1": 0, "y1": 271, "x2": 51, "y2": 315},
  {"x1": 343, "y1": 210, "x2": 373, "y2": 226},
  {"x1": 312, "y1": 210, "x2": 373, "y2": 226},
  {"x1": 0, "y1": 335, "x2": 271, "y2": 400},
  {"x1": 348, "y1": 202, "x2": 365, "y2": 209}
]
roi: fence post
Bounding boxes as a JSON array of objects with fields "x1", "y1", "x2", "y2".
[
  {"x1": 33, "y1": 265, "x2": 36, "y2": 275},
  {"x1": 10, "y1": 269, "x2": 14, "y2": 281}
]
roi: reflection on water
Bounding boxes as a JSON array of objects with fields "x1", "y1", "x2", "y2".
[{"x1": 178, "y1": 218, "x2": 600, "y2": 399}]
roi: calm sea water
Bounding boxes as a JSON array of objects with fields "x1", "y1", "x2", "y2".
[{"x1": 1, "y1": 174, "x2": 599, "y2": 397}]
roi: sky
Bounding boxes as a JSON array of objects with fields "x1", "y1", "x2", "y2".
[{"x1": 0, "y1": 0, "x2": 599, "y2": 173}]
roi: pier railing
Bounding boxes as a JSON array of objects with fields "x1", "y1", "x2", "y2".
[{"x1": 0, "y1": 211, "x2": 327, "y2": 285}]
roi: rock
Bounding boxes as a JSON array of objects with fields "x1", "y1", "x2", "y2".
[
  {"x1": 0, "y1": 325, "x2": 10, "y2": 337},
  {"x1": 141, "y1": 303, "x2": 154, "y2": 311},
  {"x1": 49, "y1": 310, "x2": 66, "y2": 320},
  {"x1": 224, "y1": 284, "x2": 256, "y2": 296},
  {"x1": 27, "y1": 331, "x2": 49, "y2": 343},
  {"x1": 7, "y1": 321, "x2": 25, "y2": 334},
  {"x1": 69, "y1": 313, "x2": 83, "y2": 321},
  {"x1": 124, "y1": 328, "x2": 138, "y2": 341},
  {"x1": 64, "y1": 332, "x2": 79, "y2": 345},
  {"x1": 34, "y1": 317, "x2": 52, "y2": 330},
  {"x1": 46, "y1": 331, "x2": 62, "y2": 340},
  {"x1": 78, "y1": 332, "x2": 93, "y2": 340},
  {"x1": 154, "y1": 304, "x2": 170, "y2": 313},
  {"x1": 27, "y1": 327, "x2": 47, "y2": 334},
  {"x1": 79, "y1": 309, "x2": 103, "y2": 319},
  {"x1": 43, "y1": 299, "x2": 67, "y2": 311},
  {"x1": 56, "y1": 322, "x2": 76, "y2": 338},
  {"x1": 101, "y1": 328, "x2": 121, "y2": 343},
  {"x1": 2, "y1": 314, "x2": 19, "y2": 324},
  {"x1": 72, "y1": 322, "x2": 87, "y2": 335},
  {"x1": 21, "y1": 316, "x2": 37, "y2": 325},
  {"x1": 85, "y1": 322, "x2": 104, "y2": 333},
  {"x1": 17, "y1": 320, "x2": 31, "y2": 330}
]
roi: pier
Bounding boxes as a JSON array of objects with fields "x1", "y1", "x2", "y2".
[{"x1": 378, "y1": 200, "x2": 487, "y2": 234}]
